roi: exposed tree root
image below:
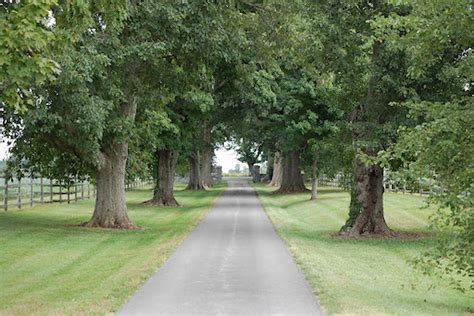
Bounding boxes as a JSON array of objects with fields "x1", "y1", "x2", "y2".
[
  {"x1": 275, "y1": 185, "x2": 310, "y2": 194},
  {"x1": 79, "y1": 219, "x2": 139, "y2": 230},
  {"x1": 336, "y1": 231, "x2": 426, "y2": 240},
  {"x1": 186, "y1": 183, "x2": 207, "y2": 191},
  {"x1": 143, "y1": 198, "x2": 180, "y2": 207}
]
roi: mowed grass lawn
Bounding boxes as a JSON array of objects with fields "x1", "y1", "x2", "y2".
[
  {"x1": 0, "y1": 182, "x2": 226, "y2": 315},
  {"x1": 255, "y1": 184, "x2": 473, "y2": 315}
]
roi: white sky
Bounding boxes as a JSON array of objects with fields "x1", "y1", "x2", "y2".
[
  {"x1": 215, "y1": 146, "x2": 243, "y2": 172},
  {"x1": 0, "y1": 139, "x2": 9, "y2": 160}
]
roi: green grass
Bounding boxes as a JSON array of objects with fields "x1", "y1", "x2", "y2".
[
  {"x1": 0, "y1": 182, "x2": 226, "y2": 315},
  {"x1": 254, "y1": 184, "x2": 473, "y2": 316}
]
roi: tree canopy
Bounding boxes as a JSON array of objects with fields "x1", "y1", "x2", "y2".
[{"x1": 1, "y1": 0, "x2": 472, "y2": 290}]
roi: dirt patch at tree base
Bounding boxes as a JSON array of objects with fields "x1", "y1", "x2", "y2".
[
  {"x1": 66, "y1": 222, "x2": 142, "y2": 230},
  {"x1": 272, "y1": 188, "x2": 310, "y2": 194},
  {"x1": 143, "y1": 199, "x2": 180, "y2": 207},
  {"x1": 333, "y1": 231, "x2": 431, "y2": 240}
]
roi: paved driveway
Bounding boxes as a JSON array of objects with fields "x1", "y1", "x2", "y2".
[{"x1": 117, "y1": 178, "x2": 323, "y2": 315}]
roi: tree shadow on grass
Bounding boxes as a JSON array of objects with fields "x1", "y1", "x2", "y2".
[
  {"x1": 129, "y1": 203, "x2": 213, "y2": 214},
  {"x1": 0, "y1": 206, "x2": 150, "y2": 235},
  {"x1": 127, "y1": 189, "x2": 223, "y2": 211},
  {"x1": 317, "y1": 187, "x2": 346, "y2": 194},
  {"x1": 256, "y1": 185, "x2": 346, "y2": 201},
  {"x1": 278, "y1": 226, "x2": 436, "y2": 249},
  {"x1": 275, "y1": 193, "x2": 349, "y2": 210},
  {"x1": 0, "y1": 212, "x2": 115, "y2": 235}
]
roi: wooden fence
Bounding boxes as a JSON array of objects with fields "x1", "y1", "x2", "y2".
[
  {"x1": 318, "y1": 170, "x2": 438, "y2": 196},
  {"x1": 1, "y1": 175, "x2": 149, "y2": 211}
]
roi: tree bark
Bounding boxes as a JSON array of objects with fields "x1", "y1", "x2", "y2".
[
  {"x1": 310, "y1": 159, "x2": 318, "y2": 200},
  {"x1": 187, "y1": 152, "x2": 206, "y2": 190},
  {"x1": 82, "y1": 97, "x2": 138, "y2": 229},
  {"x1": 252, "y1": 165, "x2": 261, "y2": 182},
  {"x1": 247, "y1": 162, "x2": 254, "y2": 177},
  {"x1": 262, "y1": 151, "x2": 274, "y2": 182},
  {"x1": 144, "y1": 150, "x2": 179, "y2": 207},
  {"x1": 340, "y1": 161, "x2": 393, "y2": 236},
  {"x1": 269, "y1": 152, "x2": 282, "y2": 187},
  {"x1": 340, "y1": 41, "x2": 393, "y2": 237},
  {"x1": 200, "y1": 147, "x2": 213, "y2": 188},
  {"x1": 277, "y1": 151, "x2": 308, "y2": 193},
  {"x1": 200, "y1": 124, "x2": 214, "y2": 188}
]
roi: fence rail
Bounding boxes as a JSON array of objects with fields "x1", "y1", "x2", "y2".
[
  {"x1": 318, "y1": 170, "x2": 438, "y2": 196},
  {"x1": 1, "y1": 174, "x2": 150, "y2": 211}
]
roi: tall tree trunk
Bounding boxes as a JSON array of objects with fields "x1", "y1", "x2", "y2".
[
  {"x1": 252, "y1": 165, "x2": 261, "y2": 182},
  {"x1": 145, "y1": 150, "x2": 179, "y2": 207},
  {"x1": 200, "y1": 147, "x2": 213, "y2": 188},
  {"x1": 310, "y1": 159, "x2": 318, "y2": 200},
  {"x1": 340, "y1": 42, "x2": 393, "y2": 237},
  {"x1": 187, "y1": 152, "x2": 206, "y2": 190},
  {"x1": 340, "y1": 160, "x2": 392, "y2": 236},
  {"x1": 277, "y1": 151, "x2": 307, "y2": 193},
  {"x1": 269, "y1": 152, "x2": 282, "y2": 187},
  {"x1": 82, "y1": 98, "x2": 137, "y2": 229},
  {"x1": 262, "y1": 150, "x2": 274, "y2": 182},
  {"x1": 247, "y1": 162, "x2": 254, "y2": 177},
  {"x1": 200, "y1": 124, "x2": 214, "y2": 188}
]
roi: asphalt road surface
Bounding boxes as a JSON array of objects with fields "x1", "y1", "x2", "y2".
[{"x1": 117, "y1": 178, "x2": 323, "y2": 316}]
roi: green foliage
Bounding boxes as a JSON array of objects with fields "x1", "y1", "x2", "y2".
[
  {"x1": 232, "y1": 138, "x2": 263, "y2": 167},
  {"x1": 3, "y1": 41, "x2": 111, "y2": 180},
  {"x1": 273, "y1": 65, "x2": 341, "y2": 153},
  {"x1": 395, "y1": 99, "x2": 473, "y2": 291},
  {"x1": 0, "y1": 0, "x2": 129, "y2": 110},
  {"x1": 0, "y1": 0, "x2": 59, "y2": 110},
  {"x1": 372, "y1": 0, "x2": 473, "y2": 290}
]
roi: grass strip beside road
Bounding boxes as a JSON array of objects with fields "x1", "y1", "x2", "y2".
[
  {"x1": 0, "y1": 182, "x2": 226, "y2": 315},
  {"x1": 255, "y1": 184, "x2": 473, "y2": 315}
]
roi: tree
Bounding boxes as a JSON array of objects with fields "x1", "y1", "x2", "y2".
[
  {"x1": 376, "y1": 0, "x2": 473, "y2": 289},
  {"x1": 214, "y1": 1, "x2": 301, "y2": 188},
  {"x1": 183, "y1": 93, "x2": 214, "y2": 191},
  {"x1": 266, "y1": 62, "x2": 340, "y2": 194},
  {"x1": 233, "y1": 138, "x2": 263, "y2": 176},
  {"x1": 269, "y1": 152, "x2": 283, "y2": 187},
  {"x1": 136, "y1": 106, "x2": 180, "y2": 207},
  {"x1": 3, "y1": 2, "x2": 177, "y2": 228},
  {"x1": 200, "y1": 122, "x2": 215, "y2": 188},
  {"x1": 150, "y1": 150, "x2": 179, "y2": 206},
  {"x1": 306, "y1": 0, "x2": 412, "y2": 236}
]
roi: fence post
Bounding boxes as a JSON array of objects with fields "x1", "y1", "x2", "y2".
[
  {"x1": 67, "y1": 182, "x2": 70, "y2": 204},
  {"x1": 50, "y1": 179, "x2": 53, "y2": 202},
  {"x1": 87, "y1": 182, "x2": 90, "y2": 199},
  {"x1": 59, "y1": 183, "x2": 62, "y2": 203},
  {"x1": 4, "y1": 178, "x2": 8, "y2": 212},
  {"x1": 30, "y1": 172, "x2": 34, "y2": 207},
  {"x1": 17, "y1": 178, "x2": 21, "y2": 210},
  {"x1": 81, "y1": 182, "x2": 84, "y2": 200},
  {"x1": 40, "y1": 177, "x2": 44, "y2": 203},
  {"x1": 74, "y1": 179, "x2": 78, "y2": 202}
]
